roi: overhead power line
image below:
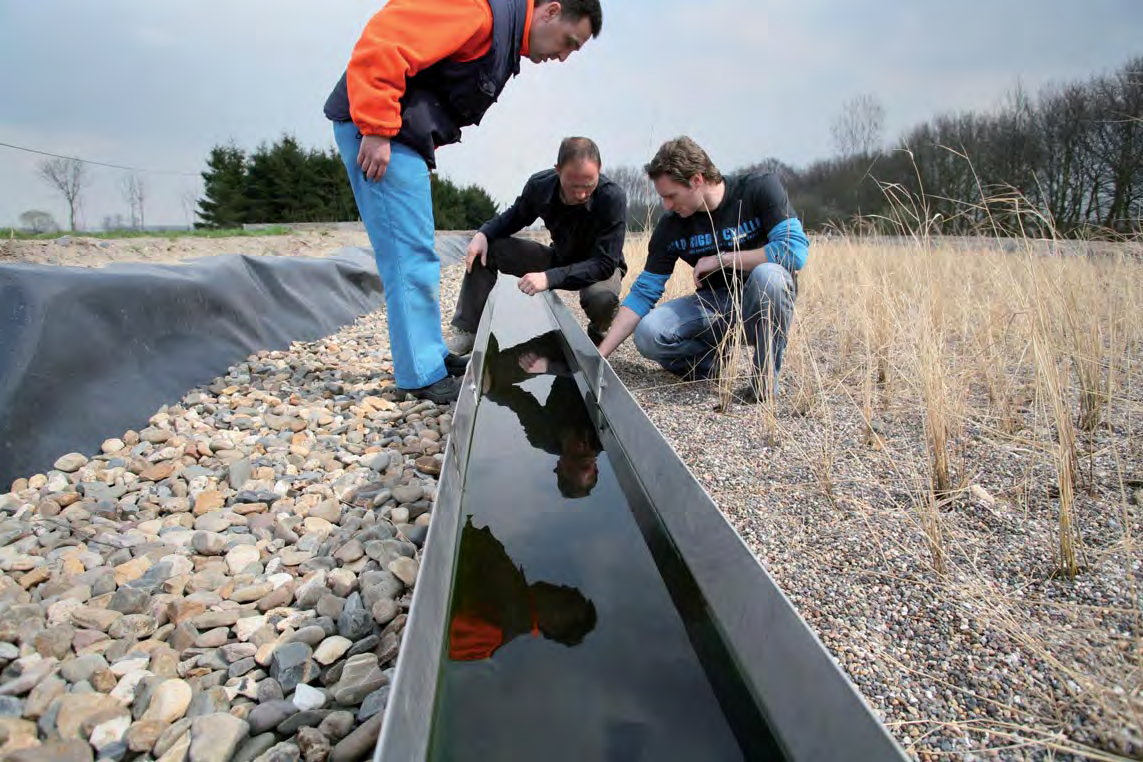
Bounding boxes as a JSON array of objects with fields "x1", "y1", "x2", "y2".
[{"x1": 0, "y1": 140, "x2": 199, "y2": 177}]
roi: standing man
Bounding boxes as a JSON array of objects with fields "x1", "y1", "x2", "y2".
[
  {"x1": 597, "y1": 136, "x2": 809, "y2": 401},
  {"x1": 446, "y1": 136, "x2": 627, "y2": 352},
  {"x1": 325, "y1": 0, "x2": 604, "y2": 404}
]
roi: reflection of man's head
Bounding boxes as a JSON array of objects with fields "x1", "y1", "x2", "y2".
[
  {"x1": 555, "y1": 443, "x2": 599, "y2": 499},
  {"x1": 531, "y1": 581, "x2": 597, "y2": 647}
]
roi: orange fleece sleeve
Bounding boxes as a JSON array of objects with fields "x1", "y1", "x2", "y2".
[{"x1": 347, "y1": 0, "x2": 494, "y2": 137}]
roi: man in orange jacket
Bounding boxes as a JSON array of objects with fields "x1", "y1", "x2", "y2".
[{"x1": 325, "y1": 0, "x2": 604, "y2": 404}]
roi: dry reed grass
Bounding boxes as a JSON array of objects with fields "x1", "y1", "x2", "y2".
[{"x1": 614, "y1": 225, "x2": 1143, "y2": 758}]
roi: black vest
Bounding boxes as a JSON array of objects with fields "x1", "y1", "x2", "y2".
[{"x1": 324, "y1": 0, "x2": 528, "y2": 168}]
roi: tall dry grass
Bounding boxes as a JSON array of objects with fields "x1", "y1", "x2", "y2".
[{"x1": 618, "y1": 225, "x2": 1143, "y2": 754}]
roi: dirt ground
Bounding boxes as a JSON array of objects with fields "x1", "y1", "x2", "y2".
[{"x1": 0, "y1": 230, "x2": 373, "y2": 268}]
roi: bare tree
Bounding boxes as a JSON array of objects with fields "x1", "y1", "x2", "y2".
[
  {"x1": 608, "y1": 164, "x2": 661, "y2": 231},
  {"x1": 181, "y1": 188, "x2": 201, "y2": 230},
  {"x1": 831, "y1": 94, "x2": 887, "y2": 158},
  {"x1": 102, "y1": 213, "x2": 130, "y2": 232},
  {"x1": 18, "y1": 210, "x2": 59, "y2": 234},
  {"x1": 37, "y1": 157, "x2": 87, "y2": 231},
  {"x1": 120, "y1": 172, "x2": 147, "y2": 230}
]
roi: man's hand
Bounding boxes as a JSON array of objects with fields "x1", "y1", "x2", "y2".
[
  {"x1": 517, "y1": 351, "x2": 550, "y2": 375},
  {"x1": 466, "y1": 232, "x2": 489, "y2": 273},
  {"x1": 692, "y1": 254, "x2": 723, "y2": 288},
  {"x1": 358, "y1": 135, "x2": 391, "y2": 182},
  {"x1": 598, "y1": 307, "x2": 642, "y2": 359},
  {"x1": 518, "y1": 272, "x2": 549, "y2": 296}
]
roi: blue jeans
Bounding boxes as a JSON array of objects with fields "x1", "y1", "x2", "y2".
[
  {"x1": 334, "y1": 122, "x2": 447, "y2": 389},
  {"x1": 633, "y1": 263, "x2": 795, "y2": 386}
]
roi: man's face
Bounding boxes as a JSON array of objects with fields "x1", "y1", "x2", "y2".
[
  {"x1": 528, "y1": 2, "x2": 593, "y2": 64},
  {"x1": 653, "y1": 175, "x2": 705, "y2": 218},
  {"x1": 557, "y1": 159, "x2": 600, "y2": 205},
  {"x1": 556, "y1": 452, "x2": 599, "y2": 496}
]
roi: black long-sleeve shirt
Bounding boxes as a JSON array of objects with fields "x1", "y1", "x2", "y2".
[{"x1": 479, "y1": 169, "x2": 628, "y2": 291}]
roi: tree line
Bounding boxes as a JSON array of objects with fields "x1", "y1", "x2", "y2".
[
  {"x1": 21, "y1": 55, "x2": 1139, "y2": 238},
  {"x1": 609, "y1": 54, "x2": 1141, "y2": 237},
  {"x1": 782, "y1": 54, "x2": 1142, "y2": 237},
  {"x1": 196, "y1": 136, "x2": 495, "y2": 231}
]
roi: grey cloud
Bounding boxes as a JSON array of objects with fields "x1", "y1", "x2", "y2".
[{"x1": 1, "y1": 0, "x2": 1139, "y2": 226}]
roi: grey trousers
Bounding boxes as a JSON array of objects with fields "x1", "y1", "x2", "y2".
[{"x1": 451, "y1": 236, "x2": 622, "y2": 339}]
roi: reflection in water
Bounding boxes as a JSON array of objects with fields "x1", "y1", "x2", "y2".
[
  {"x1": 448, "y1": 516, "x2": 597, "y2": 662},
  {"x1": 431, "y1": 318, "x2": 755, "y2": 761},
  {"x1": 482, "y1": 331, "x2": 602, "y2": 499}
]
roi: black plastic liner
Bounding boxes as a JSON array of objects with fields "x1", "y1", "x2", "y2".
[{"x1": 0, "y1": 240, "x2": 464, "y2": 488}]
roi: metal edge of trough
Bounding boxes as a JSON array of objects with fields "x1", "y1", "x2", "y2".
[
  {"x1": 543, "y1": 291, "x2": 908, "y2": 761},
  {"x1": 375, "y1": 282, "x2": 908, "y2": 761},
  {"x1": 371, "y1": 290, "x2": 497, "y2": 762}
]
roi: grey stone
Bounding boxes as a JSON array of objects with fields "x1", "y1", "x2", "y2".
[
  {"x1": 193, "y1": 610, "x2": 240, "y2": 630},
  {"x1": 3, "y1": 739, "x2": 94, "y2": 762},
  {"x1": 0, "y1": 694, "x2": 24, "y2": 716},
  {"x1": 108, "y1": 586, "x2": 151, "y2": 615},
  {"x1": 24, "y1": 674, "x2": 67, "y2": 718},
  {"x1": 188, "y1": 712, "x2": 249, "y2": 762},
  {"x1": 229, "y1": 657, "x2": 257, "y2": 679},
  {"x1": 152, "y1": 716, "x2": 193, "y2": 758},
  {"x1": 332, "y1": 541, "x2": 363, "y2": 565},
  {"x1": 276, "y1": 710, "x2": 331, "y2": 736},
  {"x1": 131, "y1": 675, "x2": 167, "y2": 721},
  {"x1": 251, "y1": 741, "x2": 301, "y2": 762},
  {"x1": 191, "y1": 532, "x2": 226, "y2": 556},
  {"x1": 108, "y1": 614, "x2": 157, "y2": 640},
  {"x1": 246, "y1": 700, "x2": 298, "y2": 735},
  {"x1": 270, "y1": 642, "x2": 315, "y2": 694},
  {"x1": 233, "y1": 733, "x2": 279, "y2": 762},
  {"x1": 228, "y1": 459, "x2": 253, "y2": 491},
  {"x1": 317, "y1": 710, "x2": 355, "y2": 742},
  {"x1": 187, "y1": 687, "x2": 231, "y2": 719},
  {"x1": 390, "y1": 485, "x2": 423, "y2": 504},
  {"x1": 329, "y1": 712, "x2": 382, "y2": 762},
  {"x1": 336, "y1": 594, "x2": 372, "y2": 641},
  {"x1": 356, "y1": 684, "x2": 390, "y2": 722},
  {"x1": 358, "y1": 571, "x2": 402, "y2": 608},
  {"x1": 315, "y1": 594, "x2": 345, "y2": 620},
  {"x1": 288, "y1": 625, "x2": 327, "y2": 647},
  {"x1": 343, "y1": 636, "x2": 379, "y2": 660},
  {"x1": 256, "y1": 678, "x2": 284, "y2": 704},
  {"x1": 371, "y1": 599, "x2": 399, "y2": 627},
  {"x1": 34, "y1": 625, "x2": 74, "y2": 660}
]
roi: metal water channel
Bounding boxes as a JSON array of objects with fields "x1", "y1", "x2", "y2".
[{"x1": 376, "y1": 278, "x2": 908, "y2": 762}]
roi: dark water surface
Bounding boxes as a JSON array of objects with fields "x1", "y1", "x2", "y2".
[{"x1": 428, "y1": 315, "x2": 784, "y2": 761}]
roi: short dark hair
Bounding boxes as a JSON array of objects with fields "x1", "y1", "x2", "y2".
[
  {"x1": 556, "y1": 136, "x2": 601, "y2": 169},
  {"x1": 536, "y1": 0, "x2": 603, "y2": 37},
  {"x1": 531, "y1": 581, "x2": 598, "y2": 646},
  {"x1": 645, "y1": 136, "x2": 724, "y2": 186}
]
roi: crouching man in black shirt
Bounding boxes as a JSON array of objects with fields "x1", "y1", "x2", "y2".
[
  {"x1": 447, "y1": 136, "x2": 628, "y2": 352},
  {"x1": 597, "y1": 136, "x2": 809, "y2": 400}
]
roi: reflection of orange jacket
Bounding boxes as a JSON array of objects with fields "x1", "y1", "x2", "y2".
[
  {"x1": 447, "y1": 518, "x2": 540, "y2": 661},
  {"x1": 449, "y1": 609, "x2": 540, "y2": 662},
  {"x1": 347, "y1": 0, "x2": 534, "y2": 137}
]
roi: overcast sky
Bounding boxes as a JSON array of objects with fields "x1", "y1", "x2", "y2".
[{"x1": 1, "y1": 1, "x2": 1139, "y2": 229}]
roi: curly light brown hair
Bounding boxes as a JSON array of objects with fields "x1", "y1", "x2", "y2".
[{"x1": 644, "y1": 136, "x2": 723, "y2": 186}]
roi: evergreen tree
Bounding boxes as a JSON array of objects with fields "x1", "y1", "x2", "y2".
[
  {"x1": 431, "y1": 174, "x2": 498, "y2": 230},
  {"x1": 197, "y1": 145, "x2": 248, "y2": 228},
  {"x1": 195, "y1": 139, "x2": 497, "y2": 229}
]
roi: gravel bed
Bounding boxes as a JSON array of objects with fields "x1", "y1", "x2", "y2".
[
  {"x1": 2, "y1": 258, "x2": 1138, "y2": 762},
  {"x1": 0, "y1": 274, "x2": 465, "y2": 762}
]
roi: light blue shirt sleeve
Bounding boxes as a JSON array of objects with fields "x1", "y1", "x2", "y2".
[
  {"x1": 620, "y1": 271, "x2": 670, "y2": 318},
  {"x1": 764, "y1": 218, "x2": 809, "y2": 271}
]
